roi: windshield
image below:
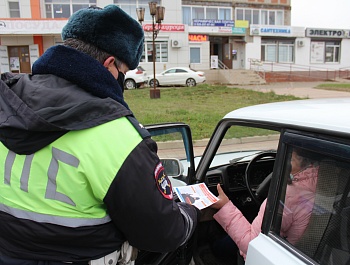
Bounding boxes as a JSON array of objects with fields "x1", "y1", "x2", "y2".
[
  {"x1": 211, "y1": 126, "x2": 279, "y2": 167},
  {"x1": 153, "y1": 125, "x2": 279, "y2": 179}
]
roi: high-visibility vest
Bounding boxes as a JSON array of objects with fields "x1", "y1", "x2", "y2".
[{"x1": 0, "y1": 117, "x2": 142, "y2": 227}]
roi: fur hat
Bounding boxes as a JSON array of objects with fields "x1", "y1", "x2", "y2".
[{"x1": 61, "y1": 5, "x2": 144, "y2": 70}]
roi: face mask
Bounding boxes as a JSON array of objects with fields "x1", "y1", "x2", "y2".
[
  {"x1": 117, "y1": 71, "x2": 125, "y2": 92},
  {"x1": 287, "y1": 173, "x2": 294, "y2": 185}
]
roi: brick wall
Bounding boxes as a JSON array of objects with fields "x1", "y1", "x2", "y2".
[{"x1": 263, "y1": 71, "x2": 341, "y2": 83}]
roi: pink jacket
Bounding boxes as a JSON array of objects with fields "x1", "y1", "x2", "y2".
[{"x1": 213, "y1": 165, "x2": 319, "y2": 259}]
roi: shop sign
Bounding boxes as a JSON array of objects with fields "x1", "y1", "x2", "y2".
[
  {"x1": 235, "y1": 20, "x2": 249, "y2": 28},
  {"x1": 232, "y1": 28, "x2": 246, "y2": 34},
  {"x1": 0, "y1": 20, "x2": 67, "y2": 34},
  {"x1": 261, "y1": 28, "x2": 291, "y2": 34},
  {"x1": 193, "y1": 19, "x2": 234, "y2": 27},
  {"x1": 306, "y1": 28, "x2": 346, "y2": 38},
  {"x1": 189, "y1": 34, "x2": 208, "y2": 42},
  {"x1": 143, "y1": 24, "x2": 185, "y2": 32},
  {"x1": 218, "y1": 27, "x2": 232, "y2": 33},
  {"x1": 250, "y1": 26, "x2": 292, "y2": 36}
]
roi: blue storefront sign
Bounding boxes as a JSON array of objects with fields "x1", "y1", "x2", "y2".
[{"x1": 193, "y1": 19, "x2": 235, "y2": 27}]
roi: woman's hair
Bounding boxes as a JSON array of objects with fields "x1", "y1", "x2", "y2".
[
  {"x1": 63, "y1": 38, "x2": 121, "y2": 65},
  {"x1": 294, "y1": 148, "x2": 316, "y2": 168}
]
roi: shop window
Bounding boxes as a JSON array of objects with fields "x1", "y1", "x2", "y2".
[
  {"x1": 45, "y1": 0, "x2": 97, "y2": 18},
  {"x1": 261, "y1": 41, "x2": 277, "y2": 62},
  {"x1": 261, "y1": 40, "x2": 294, "y2": 63},
  {"x1": 190, "y1": 47, "x2": 200, "y2": 63},
  {"x1": 278, "y1": 42, "x2": 294, "y2": 62},
  {"x1": 325, "y1": 42, "x2": 340, "y2": 63},
  {"x1": 141, "y1": 41, "x2": 168, "y2": 63},
  {"x1": 8, "y1": 1, "x2": 20, "y2": 18},
  {"x1": 310, "y1": 41, "x2": 340, "y2": 64}
]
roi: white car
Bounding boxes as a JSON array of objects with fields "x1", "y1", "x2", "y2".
[
  {"x1": 124, "y1": 66, "x2": 148, "y2": 90},
  {"x1": 136, "y1": 98, "x2": 350, "y2": 265},
  {"x1": 148, "y1": 67, "x2": 206, "y2": 87}
]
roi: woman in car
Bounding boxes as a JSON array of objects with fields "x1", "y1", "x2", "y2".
[{"x1": 211, "y1": 148, "x2": 319, "y2": 260}]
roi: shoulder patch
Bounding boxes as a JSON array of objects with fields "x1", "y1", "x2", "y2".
[
  {"x1": 154, "y1": 162, "x2": 173, "y2": 200},
  {"x1": 126, "y1": 116, "x2": 151, "y2": 139}
]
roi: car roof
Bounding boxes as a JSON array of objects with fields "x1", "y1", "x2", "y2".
[
  {"x1": 224, "y1": 97, "x2": 350, "y2": 134},
  {"x1": 165, "y1": 67, "x2": 192, "y2": 71}
]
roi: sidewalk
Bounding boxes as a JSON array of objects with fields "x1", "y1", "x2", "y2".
[{"x1": 234, "y1": 81, "x2": 350, "y2": 99}]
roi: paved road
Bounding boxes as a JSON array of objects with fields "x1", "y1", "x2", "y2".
[{"x1": 235, "y1": 81, "x2": 350, "y2": 99}]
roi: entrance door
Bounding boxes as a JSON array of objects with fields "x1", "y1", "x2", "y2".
[
  {"x1": 209, "y1": 37, "x2": 232, "y2": 69},
  {"x1": 222, "y1": 42, "x2": 232, "y2": 69},
  {"x1": 8, "y1": 46, "x2": 31, "y2": 73},
  {"x1": 232, "y1": 42, "x2": 245, "y2": 69}
]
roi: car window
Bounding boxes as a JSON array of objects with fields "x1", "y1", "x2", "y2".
[
  {"x1": 215, "y1": 125, "x2": 279, "y2": 156},
  {"x1": 269, "y1": 139, "x2": 350, "y2": 264},
  {"x1": 176, "y1": 69, "x2": 188, "y2": 73},
  {"x1": 165, "y1": 69, "x2": 176, "y2": 74}
]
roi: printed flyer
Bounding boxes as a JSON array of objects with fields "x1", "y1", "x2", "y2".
[{"x1": 174, "y1": 183, "x2": 219, "y2": 210}]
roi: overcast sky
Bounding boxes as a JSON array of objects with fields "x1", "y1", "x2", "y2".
[{"x1": 291, "y1": 0, "x2": 350, "y2": 29}]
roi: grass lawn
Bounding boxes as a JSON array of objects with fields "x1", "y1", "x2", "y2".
[
  {"x1": 316, "y1": 83, "x2": 350, "y2": 92},
  {"x1": 124, "y1": 84, "x2": 300, "y2": 141}
]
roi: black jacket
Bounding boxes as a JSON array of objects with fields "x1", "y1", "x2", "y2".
[{"x1": 0, "y1": 45, "x2": 199, "y2": 262}]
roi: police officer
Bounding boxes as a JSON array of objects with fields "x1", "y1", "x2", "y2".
[{"x1": 0, "y1": 5, "x2": 199, "y2": 264}]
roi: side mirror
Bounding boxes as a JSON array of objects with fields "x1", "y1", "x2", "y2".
[{"x1": 160, "y1": 158, "x2": 184, "y2": 177}]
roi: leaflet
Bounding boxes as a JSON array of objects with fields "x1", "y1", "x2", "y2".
[{"x1": 173, "y1": 183, "x2": 219, "y2": 210}]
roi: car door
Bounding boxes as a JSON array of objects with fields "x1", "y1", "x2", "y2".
[
  {"x1": 141, "y1": 118, "x2": 350, "y2": 265},
  {"x1": 159, "y1": 69, "x2": 177, "y2": 86},
  {"x1": 246, "y1": 131, "x2": 350, "y2": 265},
  {"x1": 174, "y1": 68, "x2": 188, "y2": 85},
  {"x1": 146, "y1": 122, "x2": 196, "y2": 185}
]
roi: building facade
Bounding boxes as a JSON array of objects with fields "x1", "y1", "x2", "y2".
[{"x1": 0, "y1": 0, "x2": 349, "y2": 76}]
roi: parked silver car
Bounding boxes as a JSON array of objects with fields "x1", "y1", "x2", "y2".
[{"x1": 148, "y1": 67, "x2": 206, "y2": 87}]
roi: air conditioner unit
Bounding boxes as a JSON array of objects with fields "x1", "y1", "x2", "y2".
[
  {"x1": 171, "y1": 39, "x2": 182, "y2": 48},
  {"x1": 297, "y1": 40, "x2": 305, "y2": 47}
]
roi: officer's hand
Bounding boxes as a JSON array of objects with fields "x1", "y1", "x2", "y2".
[{"x1": 198, "y1": 207, "x2": 217, "y2": 222}]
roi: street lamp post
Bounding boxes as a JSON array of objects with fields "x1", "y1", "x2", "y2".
[{"x1": 136, "y1": 2, "x2": 165, "y2": 99}]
